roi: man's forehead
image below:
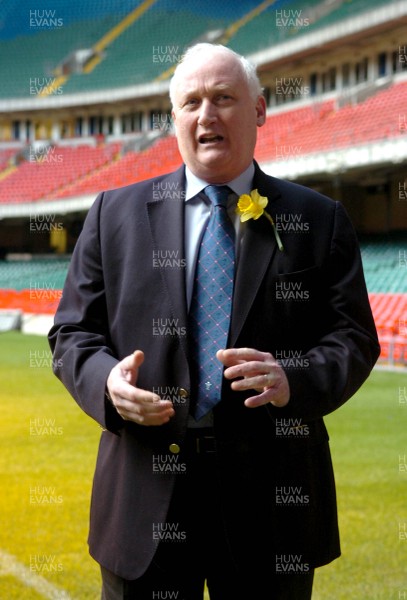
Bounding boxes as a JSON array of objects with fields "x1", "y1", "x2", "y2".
[
  {"x1": 179, "y1": 77, "x2": 236, "y2": 94},
  {"x1": 175, "y1": 58, "x2": 244, "y2": 95}
]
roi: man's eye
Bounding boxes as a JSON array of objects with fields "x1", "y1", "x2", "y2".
[{"x1": 217, "y1": 94, "x2": 233, "y2": 103}]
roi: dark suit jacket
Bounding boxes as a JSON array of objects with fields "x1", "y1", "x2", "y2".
[{"x1": 48, "y1": 162, "x2": 380, "y2": 580}]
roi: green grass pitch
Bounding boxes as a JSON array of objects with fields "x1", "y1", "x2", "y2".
[{"x1": 0, "y1": 331, "x2": 405, "y2": 599}]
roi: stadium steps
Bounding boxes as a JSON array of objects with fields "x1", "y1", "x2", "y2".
[
  {"x1": 0, "y1": 80, "x2": 404, "y2": 203},
  {"x1": 0, "y1": 143, "x2": 121, "y2": 203},
  {"x1": 0, "y1": 148, "x2": 19, "y2": 170},
  {"x1": 48, "y1": 135, "x2": 182, "y2": 199},
  {"x1": 58, "y1": 11, "x2": 217, "y2": 94},
  {"x1": 45, "y1": 144, "x2": 123, "y2": 200},
  {"x1": 255, "y1": 101, "x2": 334, "y2": 161},
  {"x1": 0, "y1": 0, "x2": 398, "y2": 98},
  {"x1": 0, "y1": 164, "x2": 17, "y2": 182},
  {"x1": 231, "y1": 0, "x2": 394, "y2": 55},
  {"x1": 39, "y1": 0, "x2": 157, "y2": 97},
  {"x1": 155, "y1": 0, "x2": 277, "y2": 83},
  {"x1": 256, "y1": 81, "x2": 407, "y2": 161}
]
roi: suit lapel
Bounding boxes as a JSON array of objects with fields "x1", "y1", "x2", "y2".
[
  {"x1": 229, "y1": 166, "x2": 282, "y2": 346},
  {"x1": 145, "y1": 163, "x2": 283, "y2": 351},
  {"x1": 146, "y1": 166, "x2": 189, "y2": 353}
]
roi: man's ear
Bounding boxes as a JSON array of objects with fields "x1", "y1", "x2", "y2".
[{"x1": 256, "y1": 95, "x2": 267, "y2": 127}]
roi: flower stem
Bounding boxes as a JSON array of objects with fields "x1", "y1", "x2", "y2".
[{"x1": 264, "y1": 212, "x2": 284, "y2": 252}]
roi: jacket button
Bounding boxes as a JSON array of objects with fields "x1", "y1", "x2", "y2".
[
  {"x1": 169, "y1": 443, "x2": 181, "y2": 454},
  {"x1": 179, "y1": 388, "x2": 189, "y2": 399}
]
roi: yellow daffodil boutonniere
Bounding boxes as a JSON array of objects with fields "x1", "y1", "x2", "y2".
[{"x1": 236, "y1": 189, "x2": 284, "y2": 251}]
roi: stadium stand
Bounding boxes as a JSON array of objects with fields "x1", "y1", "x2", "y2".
[
  {"x1": 1, "y1": 0, "x2": 402, "y2": 98},
  {"x1": 361, "y1": 236, "x2": 407, "y2": 294},
  {"x1": 0, "y1": 257, "x2": 68, "y2": 290},
  {"x1": 0, "y1": 143, "x2": 121, "y2": 203},
  {"x1": 362, "y1": 233, "x2": 407, "y2": 364},
  {"x1": 0, "y1": 237, "x2": 405, "y2": 363},
  {"x1": 369, "y1": 292, "x2": 407, "y2": 365},
  {"x1": 0, "y1": 0, "x2": 405, "y2": 364},
  {"x1": 48, "y1": 136, "x2": 182, "y2": 199},
  {"x1": 0, "y1": 79, "x2": 405, "y2": 203},
  {"x1": 0, "y1": 257, "x2": 69, "y2": 314},
  {"x1": 0, "y1": 148, "x2": 18, "y2": 170},
  {"x1": 256, "y1": 81, "x2": 407, "y2": 160}
]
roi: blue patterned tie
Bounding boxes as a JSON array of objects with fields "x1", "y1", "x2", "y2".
[{"x1": 189, "y1": 185, "x2": 235, "y2": 420}]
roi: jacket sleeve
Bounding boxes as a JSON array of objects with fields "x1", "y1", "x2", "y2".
[
  {"x1": 269, "y1": 201, "x2": 380, "y2": 421},
  {"x1": 48, "y1": 193, "x2": 123, "y2": 433}
]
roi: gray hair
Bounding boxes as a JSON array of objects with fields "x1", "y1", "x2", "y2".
[{"x1": 169, "y1": 43, "x2": 263, "y2": 106}]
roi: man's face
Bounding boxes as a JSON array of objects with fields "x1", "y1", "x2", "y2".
[{"x1": 171, "y1": 52, "x2": 266, "y2": 184}]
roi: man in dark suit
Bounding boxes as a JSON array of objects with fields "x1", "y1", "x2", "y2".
[{"x1": 49, "y1": 43, "x2": 380, "y2": 599}]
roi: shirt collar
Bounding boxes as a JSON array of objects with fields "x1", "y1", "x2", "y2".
[{"x1": 185, "y1": 162, "x2": 255, "y2": 201}]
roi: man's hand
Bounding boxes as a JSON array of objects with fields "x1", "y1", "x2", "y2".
[
  {"x1": 106, "y1": 350, "x2": 175, "y2": 426},
  {"x1": 217, "y1": 347, "x2": 290, "y2": 408}
]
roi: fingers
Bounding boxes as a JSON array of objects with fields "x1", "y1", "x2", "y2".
[
  {"x1": 243, "y1": 378, "x2": 290, "y2": 408},
  {"x1": 113, "y1": 389, "x2": 175, "y2": 426},
  {"x1": 223, "y1": 359, "x2": 275, "y2": 386},
  {"x1": 217, "y1": 347, "x2": 290, "y2": 409},
  {"x1": 217, "y1": 347, "x2": 268, "y2": 367},
  {"x1": 119, "y1": 350, "x2": 145, "y2": 385},
  {"x1": 107, "y1": 351, "x2": 175, "y2": 426}
]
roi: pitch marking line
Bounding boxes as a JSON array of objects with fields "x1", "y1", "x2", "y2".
[{"x1": 0, "y1": 549, "x2": 73, "y2": 599}]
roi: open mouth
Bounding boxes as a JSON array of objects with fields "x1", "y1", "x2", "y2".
[{"x1": 198, "y1": 134, "x2": 224, "y2": 144}]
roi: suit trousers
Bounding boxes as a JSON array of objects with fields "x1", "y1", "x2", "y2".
[{"x1": 100, "y1": 430, "x2": 315, "y2": 600}]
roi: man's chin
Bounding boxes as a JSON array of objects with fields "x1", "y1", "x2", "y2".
[{"x1": 191, "y1": 154, "x2": 235, "y2": 182}]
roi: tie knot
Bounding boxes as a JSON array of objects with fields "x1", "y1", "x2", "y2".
[{"x1": 204, "y1": 185, "x2": 230, "y2": 208}]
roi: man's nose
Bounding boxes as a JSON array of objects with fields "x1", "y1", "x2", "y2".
[{"x1": 197, "y1": 100, "x2": 216, "y2": 126}]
